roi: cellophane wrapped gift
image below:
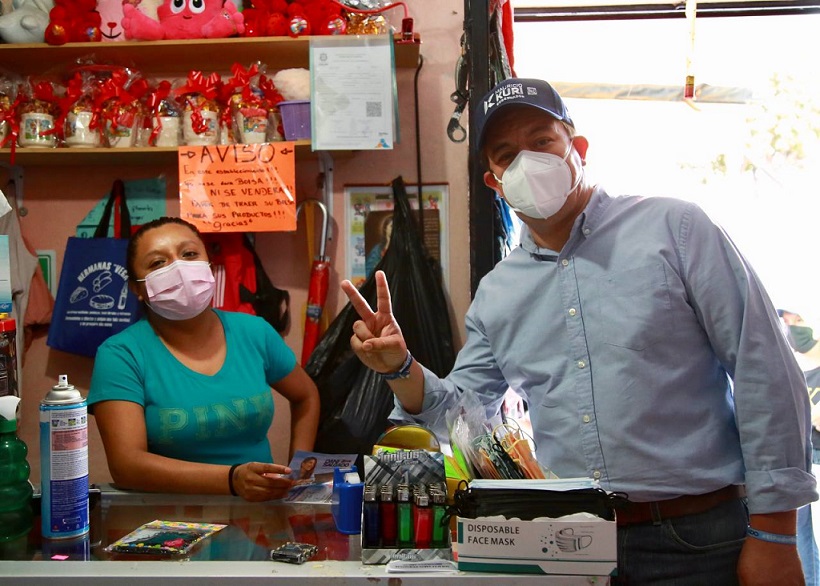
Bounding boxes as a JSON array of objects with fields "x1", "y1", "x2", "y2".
[
  {"x1": 96, "y1": 69, "x2": 147, "y2": 148},
  {"x1": 61, "y1": 71, "x2": 102, "y2": 148},
  {"x1": 175, "y1": 71, "x2": 222, "y2": 146},
  {"x1": 223, "y1": 62, "x2": 273, "y2": 145},
  {"x1": 0, "y1": 73, "x2": 21, "y2": 151},
  {"x1": 18, "y1": 79, "x2": 60, "y2": 148},
  {"x1": 258, "y1": 73, "x2": 285, "y2": 142},
  {"x1": 143, "y1": 80, "x2": 182, "y2": 147}
]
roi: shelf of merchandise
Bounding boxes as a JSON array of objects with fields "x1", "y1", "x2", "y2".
[{"x1": 0, "y1": 33, "x2": 420, "y2": 165}]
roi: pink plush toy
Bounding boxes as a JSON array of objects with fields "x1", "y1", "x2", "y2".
[
  {"x1": 122, "y1": 0, "x2": 245, "y2": 41},
  {"x1": 97, "y1": 0, "x2": 126, "y2": 42}
]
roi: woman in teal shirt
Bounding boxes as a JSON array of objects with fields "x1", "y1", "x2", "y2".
[{"x1": 88, "y1": 217, "x2": 320, "y2": 502}]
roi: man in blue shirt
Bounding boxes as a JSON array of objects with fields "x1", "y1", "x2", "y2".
[
  {"x1": 780, "y1": 308, "x2": 820, "y2": 586},
  {"x1": 341, "y1": 78, "x2": 815, "y2": 585}
]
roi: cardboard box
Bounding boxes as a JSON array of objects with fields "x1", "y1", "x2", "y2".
[{"x1": 456, "y1": 514, "x2": 616, "y2": 576}]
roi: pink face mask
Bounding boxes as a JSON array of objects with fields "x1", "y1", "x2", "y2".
[{"x1": 138, "y1": 260, "x2": 215, "y2": 321}]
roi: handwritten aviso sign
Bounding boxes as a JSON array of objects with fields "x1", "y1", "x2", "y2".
[{"x1": 178, "y1": 143, "x2": 297, "y2": 232}]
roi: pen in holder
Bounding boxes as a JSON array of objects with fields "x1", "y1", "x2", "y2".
[{"x1": 331, "y1": 466, "x2": 364, "y2": 535}]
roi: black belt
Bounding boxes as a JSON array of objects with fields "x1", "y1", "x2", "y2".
[{"x1": 616, "y1": 485, "x2": 746, "y2": 526}]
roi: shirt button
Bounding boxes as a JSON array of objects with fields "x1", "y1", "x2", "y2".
[
  {"x1": 582, "y1": 414, "x2": 591, "y2": 423},
  {"x1": 568, "y1": 308, "x2": 577, "y2": 316},
  {"x1": 577, "y1": 360, "x2": 586, "y2": 369},
  {"x1": 583, "y1": 228, "x2": 591, "y2": 235},
  {"x1": 592, "y1": 470, "x2": 601, "y2": 479},
  {"x1": 561, "y1": 259, "x2": 569, "y2": 267}
]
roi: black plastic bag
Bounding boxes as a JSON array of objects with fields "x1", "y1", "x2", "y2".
[{"x1": 306, "y1": 176, "x2": 456, "y2": 456}]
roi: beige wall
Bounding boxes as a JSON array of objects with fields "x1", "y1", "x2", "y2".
[{"x1": 14, "y1": 0, "x2": 470, "y2": 486}]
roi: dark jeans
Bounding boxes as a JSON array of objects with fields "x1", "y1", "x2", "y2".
[{"x1": 612, "y1": 497, "x2": 748, "y2": 586}]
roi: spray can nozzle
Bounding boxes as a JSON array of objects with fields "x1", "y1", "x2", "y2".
[{"x1": 45, "y1": 374, "x2": 80, "y2": 404}]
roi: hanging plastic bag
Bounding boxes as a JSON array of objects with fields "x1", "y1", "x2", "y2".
[{"x1": 307, "y1": 176, "x2": 456, "y2": 456}]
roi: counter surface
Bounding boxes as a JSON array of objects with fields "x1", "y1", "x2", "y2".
[{"x1": 0, "y1": 485, "x2": 610, "y2": 585}]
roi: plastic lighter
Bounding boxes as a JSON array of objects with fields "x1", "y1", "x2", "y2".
[{"x1": 331, "y1": 466, "x2": 364, "y2": 535}]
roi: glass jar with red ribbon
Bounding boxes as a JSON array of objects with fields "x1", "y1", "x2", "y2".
[
  {"x1": 96, "y1": 70, "x2": 147, "y2": 149},
  {"x1": 61, "y1": 71, "x2": 102, "y2": 148},
  {"x1": 258, "y1": 74, "x2": 286, "y2": 142},
  {"x1": 17, "y1": 79, "x2": 59, "y2": 149},
  {"x1": 222, "y1": 63, "x2": 272, "y2": 145},
  {"x1": 174, "y1": 71, "x2": 222, "y2": 146},
  {"x1": 142, "y1": 80, "x2": 182, "y2": 147},
  {"x1": 0, "y1": 76, "x2": 21, "y2": 152}
]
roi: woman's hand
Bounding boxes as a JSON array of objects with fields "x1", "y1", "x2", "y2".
[
  {"x1": 233, "y1": 462, "x2": 294, "y2": 502},
  {"x1": 340, "y1": 270, "x2": 408, "y2": 374}
]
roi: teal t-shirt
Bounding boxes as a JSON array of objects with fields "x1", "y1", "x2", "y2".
[{"x1": 88, "y1": 309, "x2": 296, "y2": 465}]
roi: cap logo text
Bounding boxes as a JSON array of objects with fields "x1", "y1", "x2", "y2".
[{"x1": 484, "y1": 83, "x2": 525, "y2": 113}]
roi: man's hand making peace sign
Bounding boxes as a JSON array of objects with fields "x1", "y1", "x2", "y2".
[{"x1": 340, "y1": 270, "x2": 424, "y2": 413}]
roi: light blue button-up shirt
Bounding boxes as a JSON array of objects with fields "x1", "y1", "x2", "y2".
[{"x1": 393, "y1": 186, "x2": 816, "y2": 513}]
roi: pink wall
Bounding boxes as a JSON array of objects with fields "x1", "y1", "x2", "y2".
[{"x1": 13, "y1": 0, "x2": 471, "y2": 486}]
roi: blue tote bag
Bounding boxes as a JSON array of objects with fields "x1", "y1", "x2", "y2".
[{"x1": 47, "y1": 180, "x2": 142, "y2": 357}]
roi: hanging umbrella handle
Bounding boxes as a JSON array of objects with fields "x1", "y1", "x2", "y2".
[
  {"x1": 297, "y1": 199, "x2": 331, "y2": 366},
  {"x1": 296, "y1": 199, "x2": 329, "y2": 261}
]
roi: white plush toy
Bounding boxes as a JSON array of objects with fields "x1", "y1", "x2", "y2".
[
  {"x1": 0, "y1": 0, "x2": 54, "y2": 43},
  {"x1": 272, "y1": 68, "x2": 311, "y2": 102}
]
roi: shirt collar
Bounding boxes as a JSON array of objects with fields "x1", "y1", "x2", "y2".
[{"x1": 518, "y1": 185, "x2": 611, "y2": 258}]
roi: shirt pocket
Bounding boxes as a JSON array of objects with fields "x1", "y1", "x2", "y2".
[{"x1": 589, "y1": 263, "x2": 673, "y2": 351}]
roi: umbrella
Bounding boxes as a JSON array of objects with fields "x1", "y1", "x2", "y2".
[{"x1": 297, "y1": 199, "x2": 330, "y2": 365}]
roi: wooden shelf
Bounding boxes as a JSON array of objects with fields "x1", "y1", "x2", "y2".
[
  {"x1": 0, "y1": 34, "x2": 417, "y2": 166},
  {"x1": 0, "y1": 34, "x2": 421, "y2": 78},
  {"x1": 0, "y1": 141, "x2": 315, "y2": 166}
]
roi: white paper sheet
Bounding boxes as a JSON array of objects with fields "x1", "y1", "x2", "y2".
[{"x1": 310, "y1": 35, "x2": 396, "y2": 150}]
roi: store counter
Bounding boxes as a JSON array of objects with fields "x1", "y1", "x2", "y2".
[{"x1": 0, "y1": 485, "x2": 609, "y2": 585}]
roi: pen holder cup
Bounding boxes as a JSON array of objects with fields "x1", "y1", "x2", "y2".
[
  {"x1": 278, "y1": 100, "x2": 311, "y2": 140},
  {"x1": 331, "y1": 466, "x2": 364, "y2": 535}
]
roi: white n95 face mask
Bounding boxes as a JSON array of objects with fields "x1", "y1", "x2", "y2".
[
  {"x1": 495, "y1": 149, "x2": 576, "y2": 219},
  {"x1": 139, "y1": 260, "x2": 215, "y2": 321}
]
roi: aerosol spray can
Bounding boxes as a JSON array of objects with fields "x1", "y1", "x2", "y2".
[{"x1": 40, "y1": 374, "x2": 89, "y2": 539}]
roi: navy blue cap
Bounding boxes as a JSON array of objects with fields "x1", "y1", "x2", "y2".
[{"x1": 475, "y1": 78, "x2": 574, "y2": 150}]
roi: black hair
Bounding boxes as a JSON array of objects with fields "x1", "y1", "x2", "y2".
[{"x1": 126, "y1": 217, "x2": 204, "y2": 282}]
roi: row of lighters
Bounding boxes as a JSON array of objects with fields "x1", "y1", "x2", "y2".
[{"x1": 362, "y1": 481, "x2": 450, "y2": 549}]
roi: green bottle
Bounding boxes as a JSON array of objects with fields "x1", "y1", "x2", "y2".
[{"x1": 0, "y1": 396, "x2": 34, "y2": 543}]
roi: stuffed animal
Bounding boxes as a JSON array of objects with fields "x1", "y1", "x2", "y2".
[
  {"x1": 122, "y1": 0, "x2": 245, "y2": 41},
  {"x1": 97, "y1": 0, "x2": 125, "y2": 42},
  {"x1": 302, "y1": 0, "x2": 346, "y2": 36},
  {"x1": 241, "y1": 0, "x2": 288, "y2": 37},
  {"x1": 286, "y1": 1, "x2": 310, "y2": 37},
  {"x1": 0, "y1": 0, "x2": 54, "y2": 43},
  {"x1": 272, "y1": 68, "x2": 310, "y2": 101},
  {"x1": 44, "y1": 0, "x2": 101, "y2": 45}
]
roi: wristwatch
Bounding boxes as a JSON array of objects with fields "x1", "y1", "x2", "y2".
[{"x1": 381, "y1": 351, "x2": 414, "y2": 381}]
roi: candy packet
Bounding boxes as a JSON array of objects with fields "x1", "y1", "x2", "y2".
[{"x1": 105, "y1": 520, "x2": 227, "y2": 555}]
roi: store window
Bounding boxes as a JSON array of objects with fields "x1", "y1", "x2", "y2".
[{"x1": 513, "y1": 9, "x2": 820, "y2": 321}]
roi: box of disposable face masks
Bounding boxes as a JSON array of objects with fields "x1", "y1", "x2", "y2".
[
  {"x1": 453, "y1": 478, "x2": 617, "y2": 576},
  {"x1": 455, "y1": 513, "x2": 616, "y2": 575}
]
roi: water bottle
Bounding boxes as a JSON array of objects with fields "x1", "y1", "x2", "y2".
[
  {"x1": 0, "y1": 395, "x2": 34, "y2": 543},
  {"x1": 40, "y1": 374, "x2": 89, "y2": 539}
]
